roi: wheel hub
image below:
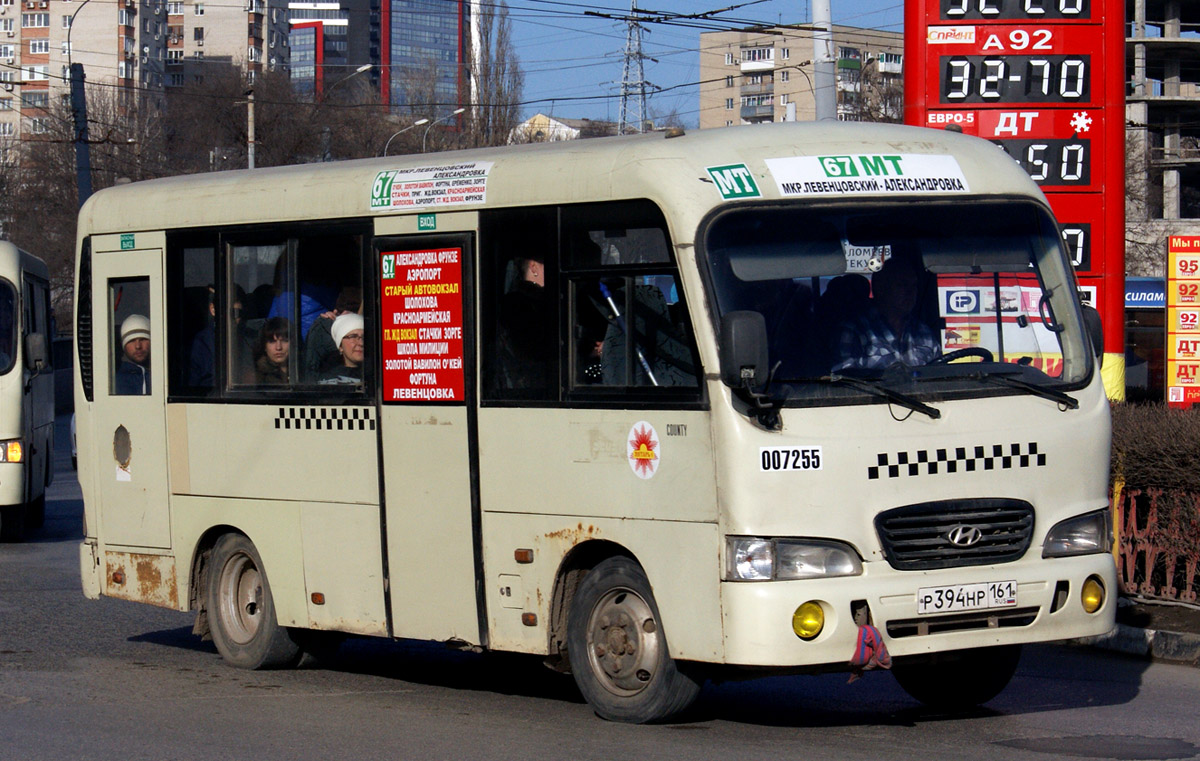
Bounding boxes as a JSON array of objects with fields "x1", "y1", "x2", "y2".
[{"x1": 587, "y1": 589, "x2": 660, "y2": 695}]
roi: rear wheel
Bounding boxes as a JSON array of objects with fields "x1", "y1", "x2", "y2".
[
  {"x1": 206, "y1": 534, "x2": 301, "y2": 670},
  {"x1": 566, "y1": 556, "x2": 701, "y2": 723},
  {"x1": 892, "y1": 644, "x2": 1021, "y2": 710}
]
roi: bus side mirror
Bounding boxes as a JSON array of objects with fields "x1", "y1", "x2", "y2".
[
  {"x1": 24, "y1": 332, "x2": 47, "y2": 374},
  {"x1": 1081, "y1": 305, "x2": 1103, "y2": 367},
  {"x1": 720, "y1": 311, "x2": 769, "y2": 391}
]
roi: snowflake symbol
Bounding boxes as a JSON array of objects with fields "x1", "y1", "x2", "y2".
[{"x1": 1070, "y1": 112, "x2": 1093, "y2": 133}]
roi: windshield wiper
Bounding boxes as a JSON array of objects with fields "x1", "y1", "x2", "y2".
[
  {"x1": 822, "y1": 374, "x2": 941, "y2": 419},
  {"x1": 968, "y1": 371, "x2": 1079, "y2": 409}
]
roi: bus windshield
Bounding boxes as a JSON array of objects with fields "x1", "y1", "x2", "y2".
[
  {"x1": 702, "y1": 198, "x2": 1092, "y2": 404},
  {"x1": 0, "y1": 281, "x2": 14, "y2": 373}
]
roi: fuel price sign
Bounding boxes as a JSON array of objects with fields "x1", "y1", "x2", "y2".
[{"x1": 906, "y1": 0, "x2": 1126, "y2": 397}]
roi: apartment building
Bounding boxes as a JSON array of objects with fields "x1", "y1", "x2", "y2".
[
  {"x1": 698, "y1": 24, "x2": 903, "y2": 129},
  {"x1": 165, "y1": 0, "x2": 290, "y2": 89},
  {"x1": 0, "y1": 0, "x2": 167, "y2": 152}
]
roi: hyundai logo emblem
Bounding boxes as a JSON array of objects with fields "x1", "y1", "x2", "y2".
[{"x1": 946, "y1": 525, "x2": 984, "y2": 547}]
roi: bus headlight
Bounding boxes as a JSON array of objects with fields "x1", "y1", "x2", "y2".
[
  {"x1": 0, "y1": 440, "x2": 22, "y2": 463},
  {"x1": 727, "y1": 538, "x2": 862, "y2": 581},
  {"x1": 1042, "y1": 510, "x2": 1111, "y2": 558}
]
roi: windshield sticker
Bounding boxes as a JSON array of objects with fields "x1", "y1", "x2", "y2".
[
  {"x1": 706, "y1": 164, "x2": 762, "y2": 200},
  {"x1": 760, "y1": 446, "x2": 823, "y2": 472},
  {"x1": 765, "y1": 154, "x2": 970, "y2": 197},
  {"x1": 627, "y1": 421, "x2": 660, "y2": 480},
  {"x1": 844, "y1": 244, "x2": 891, "y2": 273},
  {"x1": 370, "y1": 161, "x2": 493, "y2": 211}
]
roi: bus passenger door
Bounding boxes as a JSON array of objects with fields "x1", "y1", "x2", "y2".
[
  {"x1": 90, "y1": 236, "x2": 171, "y2": 549},
  {"x1": 374, "y1": 228, "x2": 483, "y2": 644}
]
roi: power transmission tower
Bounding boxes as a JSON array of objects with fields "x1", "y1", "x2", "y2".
[{"x1": 618, "y1": 1, "x2": 653, "y2": 134}]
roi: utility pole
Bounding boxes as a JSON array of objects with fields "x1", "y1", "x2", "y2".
[
  {"x1": 246, "y1": 89, "x2": 256, "y2": 169},
  {"x1": 812, "y1": 0, "x2": 836, "y2": 121},
  {"x1": 618, "y1": 1, "x2": 652, "y2": 134},
  {"x1": 69, "y1": 63, "x2": 93, "y2": 208}
]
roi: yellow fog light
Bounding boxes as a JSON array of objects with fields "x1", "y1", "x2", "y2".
[
  {"x1": 792, "y1": 601, "x2": 825, "y2": 640},
  {"x1": 1081, "y1": 576, "x2": 1105, "y2": 614},
  {"x1": 3, "y1": 441, "x2": 21, "y2": 463}
]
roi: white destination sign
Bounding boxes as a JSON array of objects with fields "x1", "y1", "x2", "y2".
[
  {"x1": 370, "y1": 161, "x2": 493, "y2": 211},
  {"x1": 765, "y1": 154, "x2": 971, "y2": 198}
]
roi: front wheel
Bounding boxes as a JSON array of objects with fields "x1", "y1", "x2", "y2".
[
  {"x1": 206, "y1": 533, "x2": 301, "y2": 670},
  {"x1": 892, "y1": 644, "x2": 1021, "y2": 710},
  {"x1": 566, "y1": 556, "x2": 701, "y2": 723}
]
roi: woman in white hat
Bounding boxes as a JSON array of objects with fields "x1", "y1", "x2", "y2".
[{"x1": 321, "y1": 313, "x2": 364, "y2": 384}]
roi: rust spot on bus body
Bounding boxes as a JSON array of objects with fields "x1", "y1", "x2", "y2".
[
  {"x1": 544, "y1": 522, "x2": 600, "y2": 543},
  {"x1": 104, "y1": 551, "x2": 180, "y2": 610}
]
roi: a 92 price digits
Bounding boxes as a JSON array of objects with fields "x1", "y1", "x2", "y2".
[{"x1": 942, "y1": 56, "x2": 1090, "y2": 104}]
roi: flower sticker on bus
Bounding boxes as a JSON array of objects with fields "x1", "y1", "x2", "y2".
[{"x1": 627, "y1": 421, "x2": 660, "y2": 479}]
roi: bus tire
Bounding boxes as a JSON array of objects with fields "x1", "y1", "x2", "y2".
[
  {"x1": 206, "y1": 534, "x2": 301, "y2": 670},
  {"x1": 0, "y1": 504, "x2": 25, "y2": 542},
  {"x1": 892, "y1": 644, "x2": 1021, "y2": 710},
  {"x1": 566, "y1": 556, "x2": 701, "y2": 723},
  {"x1": 26, "y1": 495, "x2": 45, "y2": 531}
]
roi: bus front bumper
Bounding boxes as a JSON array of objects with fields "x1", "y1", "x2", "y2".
[{"x1": 719, "y1": 553, "x2": 1117, "y2": 668}]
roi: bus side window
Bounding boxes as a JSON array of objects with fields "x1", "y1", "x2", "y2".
[
  {"x1": 561, "y1": 201, "x2": 700, "y2": 394},
  {"x1": 481, "y1": 207, "x2": 558, "y2": 401},
  {"x1": 230, "y1": 242, "x2": 292, "y2": 388},
  {"x1": 109, "y1": 277, "x2": 152, "y2": 396},
  {"x1": 168, "y1": 239, "x2": 219, "y2": 396}
]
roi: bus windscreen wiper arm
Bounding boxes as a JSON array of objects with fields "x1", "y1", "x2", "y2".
[
  {"x1": 824, "y1": 374, "x2": 941, "y2": 419},
  {"x1": 970, "y1": 371, "x2": 1079, "y2": 409}
]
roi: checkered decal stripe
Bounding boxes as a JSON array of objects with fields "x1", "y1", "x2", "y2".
[
  {"x1": 275, "y1": 407, "x2": 376, "y2": 431},
  {"x1": 868, "y1": 442, "x2": 1045, "y2": 480}
]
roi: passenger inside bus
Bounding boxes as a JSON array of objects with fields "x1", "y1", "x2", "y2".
[
  {"x1": 320, "y1": 313, "x2": 364, "y2": 385},
  {"x1": 305, "y1": 286, "x2": 362, "y2": 381},
  {"x1": 497, "y1": 254, "x2": 553, "y2": 389},
  {"x1": 115, "y1": 314, "x2": 152, "y2": 395},
  {"x1": 832, "y1": 256, "x2": 941, "y2": 372},
  {"x1": 254, "y1": 317, "x2": 291, "y2": 385}
]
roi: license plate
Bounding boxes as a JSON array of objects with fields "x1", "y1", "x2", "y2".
[{"x1": 916, "y1": 580, "x2": 1017, "y2": 615}]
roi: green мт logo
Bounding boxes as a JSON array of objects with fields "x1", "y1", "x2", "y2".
[
  {"x1": 381, "y1": 254, "x2": 395, "y2": 280},
  {"x1": 371, "y1": 171, "x2": 398, "y2": 209},
  {"x1": 706, "y1": 164, "x2": 761, "y2": 199},
  {"x1": 819, "y1": 155, "x2": 904, "y2": 178}
]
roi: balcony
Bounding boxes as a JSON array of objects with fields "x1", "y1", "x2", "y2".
[
  {"x1": 740, "y1": 59, "x2": 774, "y2": 73},
  {"x1": 740, "y1": 82, "x2": 773, "y2": 96},
  {"x1": 740, "y1": 104, "x2": 774, "y2": 119}
]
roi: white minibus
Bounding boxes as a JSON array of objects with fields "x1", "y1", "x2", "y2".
[
  {"x1": 0, "y1": 242, "x2": 54, "y2": 541},
  {"x1": 77, "y1": 122, "x2": 1115, "y2": 722}
]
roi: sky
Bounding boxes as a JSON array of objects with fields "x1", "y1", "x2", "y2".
[{"x1": 503, "y1": 0, "x2": 906, "y2": 125}]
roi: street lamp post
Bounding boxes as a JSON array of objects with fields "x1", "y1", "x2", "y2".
[
  {"x1": 321, "y1": 63, "x2": 372, "y2": 102},
  {"x1": 422, "y1": 107, "x2": 467, "y2": 153},
  {"x1": 382, "y1": 119, "x2": 430, "y2": 157}
]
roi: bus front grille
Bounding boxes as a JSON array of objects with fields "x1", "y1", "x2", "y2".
[
  {"x1": 874, "y1": 498, "x2": 1035, "y2": 571},
  {"x1": 886, "y1": 606, "x2": 1039, "y2": 638}
]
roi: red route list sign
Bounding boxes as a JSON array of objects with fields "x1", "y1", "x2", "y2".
[{"x1": 380, "y1": 248, "x2": 465, "y2": 402}]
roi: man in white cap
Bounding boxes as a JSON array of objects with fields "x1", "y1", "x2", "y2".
[
  {"x1": 115, "y1": 314, "x2": 152, "y2": 395},
  {"x1": 320, "y1": 313, "x2": 364, "y2": 384}
]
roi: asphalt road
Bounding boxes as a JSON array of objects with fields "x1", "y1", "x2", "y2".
[{"x1": 1, "y1": 416, "x2": 1199, "y2": 761}]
